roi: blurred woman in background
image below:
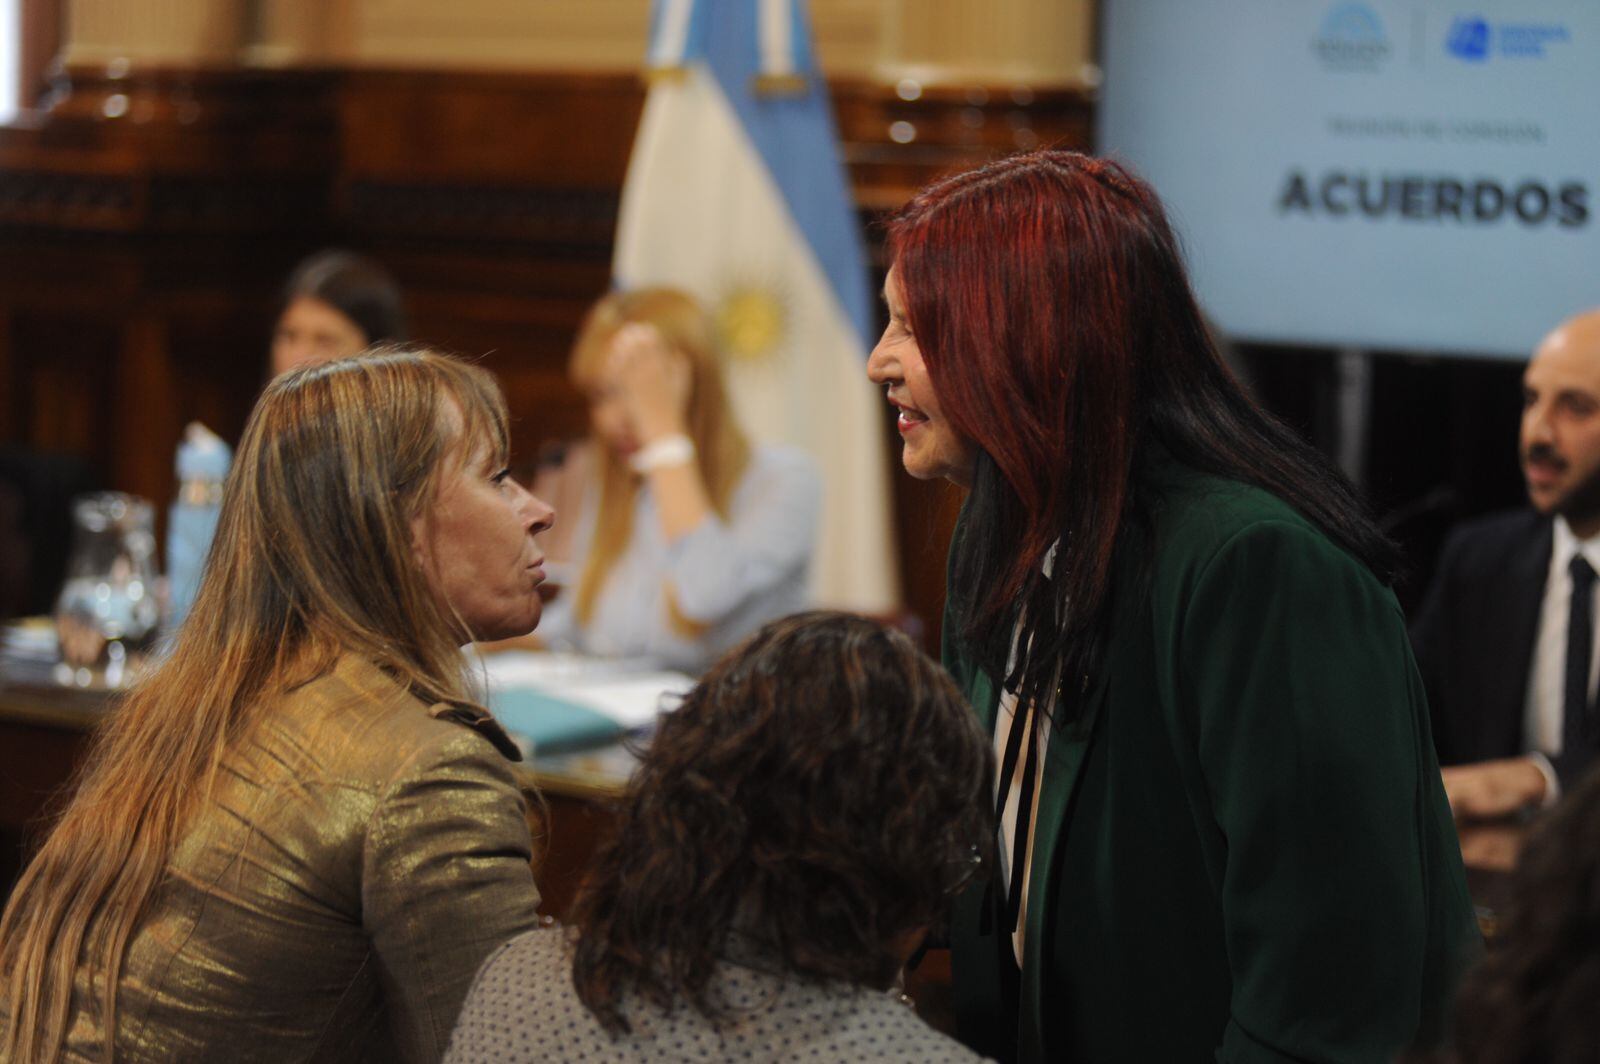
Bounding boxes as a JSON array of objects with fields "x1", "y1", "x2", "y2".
[
  {"x1": 447, "y1": 611, "x2": 994, "y2": 1062},
  {"x1": 536, "y1": 288, "x2": 819, "y2": 673},
  {"x1": 270, "y1": 249, "x2": 408, "y2": 375},
  {"x1": 0, "y1": 350, "x2": 550, "y2": 1063}
]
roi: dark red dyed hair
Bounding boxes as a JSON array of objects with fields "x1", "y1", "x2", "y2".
[{"x1": 891, "y1": 151, "x2": 1397, "y2": 705}]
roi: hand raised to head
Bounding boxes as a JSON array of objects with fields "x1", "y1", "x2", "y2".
[{"x1": 607, "y1": 323, "x2": 693, "y2": 444}]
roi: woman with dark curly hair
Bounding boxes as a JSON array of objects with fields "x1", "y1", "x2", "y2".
[
  {"x1": 445, "y1": 611, "x2": 996, "y2": 1062},
  {"x1": 1442, "y1": 769, "x2": 1600, "y2": 1063}
]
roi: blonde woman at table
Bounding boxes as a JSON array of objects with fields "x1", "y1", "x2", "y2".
[
  {"x1": 0, "y1": 350, "x2": 551, "y2": 1063},
  {"x1": 535, "y1": 288, "x2": 820, "y2": 674},
  {"x1": 447, "y1": 612, "x2": 995, "y2": 1062}
]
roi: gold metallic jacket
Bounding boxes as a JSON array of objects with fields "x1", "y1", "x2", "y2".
[{"x1": 52, "y1": 654, "x2": 542, "y2": 1063}]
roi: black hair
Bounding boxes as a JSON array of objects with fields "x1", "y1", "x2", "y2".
[{"x1": 282, "y1": 249, "x2": 408, "y2": 345}]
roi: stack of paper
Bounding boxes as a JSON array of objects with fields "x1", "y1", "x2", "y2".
[{"x1": 476, "y1": 652, "x2": 694, "y2": 756}]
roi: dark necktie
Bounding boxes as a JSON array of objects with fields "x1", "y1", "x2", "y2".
[{"x1": 1562, "y1": 555, "x2": 1596, "y2": 764}]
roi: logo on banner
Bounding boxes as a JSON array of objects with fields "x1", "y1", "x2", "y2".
[
  {"x1": 1312, "y1": 3, "x2": 1392, "y2": 71},
  {"x1": 1445, "y1": 18, "x2": 1490, "y2": 61},
  {"x1": 1445, "y1": 17, "x2": 1570, "y2": 62}
]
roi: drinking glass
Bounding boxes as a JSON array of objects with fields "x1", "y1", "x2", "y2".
[{"x1": 54, "y1": 492, "x2": 161, "y2": 688}]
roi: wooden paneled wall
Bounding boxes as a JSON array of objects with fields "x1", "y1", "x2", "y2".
[{"x1": 0, "y1": 64, "x2": 1092, "y2": 642}]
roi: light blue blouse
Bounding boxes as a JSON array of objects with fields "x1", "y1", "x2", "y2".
[{"x1": 539, "y1": 445, "x2": 820, "y2": 674}]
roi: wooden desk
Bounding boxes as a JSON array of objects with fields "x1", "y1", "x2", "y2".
[
  {"x1": 519, "y1": 742, "x2": 635, "y2": 917},
  {"x1": 0, "y1": 681, "x2": 102, "y2": 893}
]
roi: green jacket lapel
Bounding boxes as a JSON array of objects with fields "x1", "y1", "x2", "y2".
[
  {"x1": 943, "y1": 492, "x2": 1109, "y2": 1059},
  {"x1": 948, "y1": 663, "x2": 1007, "y2": 1055},
  {"x1": 1015, "y1": 669, "x2": 1107, "y2": 1060}
]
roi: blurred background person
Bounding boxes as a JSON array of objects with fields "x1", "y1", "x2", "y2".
[
  {"x1": 535, "y1": 287, "x2": 820, "y2": 673},
  {"x1": 446, "y1": 611, "x2": 994, "y2": 1062},
  {"x1": 868, "y1": 150, "x2": 1478, "y2": 1062},
  {"x1": 270, "y1": 249, "x2": 409, "y2": 376},
  {"x1": 1412, "y1": 308, "x2": 1600, "y2": 821},
  {"x1": 165, "y1": 249, "x2": 411, "y2": 628},
  {"x1": 0, "y1": 350, "x2": 550, "y2": 1063}
]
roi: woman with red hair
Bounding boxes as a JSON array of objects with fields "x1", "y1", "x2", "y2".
[{"x1": 867, "y1": 151, "x2": 1478, "y2": 1062}]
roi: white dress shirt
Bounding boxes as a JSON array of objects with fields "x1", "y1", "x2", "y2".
[
  {"x1": 994, "y1": 675, "x2": 1051, "y2": 967},
  {"x1": 1522, "y1": 515, "x2": 1600, "y2": 803},
  {"x1": 994, "y1": 544, "x2": 1059, "y2": 967}
]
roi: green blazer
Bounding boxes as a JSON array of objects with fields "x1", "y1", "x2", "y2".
[{"x1": 944, "y1": 456, "x2": 1479, "y2": 1063}]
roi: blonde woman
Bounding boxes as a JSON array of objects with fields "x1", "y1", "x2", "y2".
[
  {"x1": 0, "y1": 350, "x2": 551, "y2": 1063},
  {"x1": 537, "y1": 288, "x2": 820, "y2": 673}
]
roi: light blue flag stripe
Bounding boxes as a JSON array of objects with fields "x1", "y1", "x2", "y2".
[
  {"x1": 647, "y1": 0, "x2": 707, "y2": 68},
  {"x1": 786, "y1": 0, "x2": 815, "y2": 73},
  {"x1": 650, "y1": 0, "x2": 871, "y2": 349},
  {"x1": 756, "y1": 0, "x2": 811, "y2": 77}
]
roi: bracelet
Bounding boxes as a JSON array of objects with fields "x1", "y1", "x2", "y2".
[{"x1": 629, "y1": 434, "x2": 696, "y2": 474}]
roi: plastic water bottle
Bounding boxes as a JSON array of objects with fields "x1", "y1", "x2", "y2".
[{"x1": 165, "y1": 422, "x2": 231, "y2": 632}]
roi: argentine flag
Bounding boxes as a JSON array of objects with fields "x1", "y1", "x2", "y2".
[{"x1": 614, "y1": 0, "x2": 900, "y2": 614}]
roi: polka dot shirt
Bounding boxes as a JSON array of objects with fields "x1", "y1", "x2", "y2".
[{"x1": 443, "y1": 927, "x2": 987, "y2": 1063}]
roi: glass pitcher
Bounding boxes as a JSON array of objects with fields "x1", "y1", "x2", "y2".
[{"x1": 54, "y1": 492, "x2": 162, "y2": 688}]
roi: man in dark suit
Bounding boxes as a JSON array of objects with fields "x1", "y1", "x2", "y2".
[{"x1": 1412, "y1": 307, "x2": 1600, "y2": 817}]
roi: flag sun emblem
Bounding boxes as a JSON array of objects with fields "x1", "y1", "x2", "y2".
[{"x1": 716, "y1": 287, "x2": 787, "y2": 362}]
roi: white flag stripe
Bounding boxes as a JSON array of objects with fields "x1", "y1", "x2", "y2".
[
  {"x1": 615, "y1": 66, "x2": 899, "y2": 612},
  {"x1": 648, "y1": 0, "x2": 696, "y2": 69},
  {"x1": 758, "y1": 0, "x2": 796, "y2": 79}
]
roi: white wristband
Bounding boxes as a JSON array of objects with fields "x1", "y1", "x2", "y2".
[{"x1": 629, "y1": 434, "x2": 696, "y2": 474}]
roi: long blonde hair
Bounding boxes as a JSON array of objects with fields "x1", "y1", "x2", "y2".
[
  {"x1": 0, "y1": 348, "x2": 510, "y2": 1064},
  {"x1": 569, "y1": 288, "x2": 751, "y2": 634}
]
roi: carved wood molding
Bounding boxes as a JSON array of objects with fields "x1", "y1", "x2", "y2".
[
  {"x1": 36, "y1": 64, "x2": 341, "y2": 135},
  {"x1": 832, "y1": 77, "x2": 1096, "y2": 211},
  {"x1": 339, "y1": 180, "x2": 618, "y2": 255},
  {"x1": 1, "y1": 64, "x2": 1094, "y2": 245},
  {"x1": 0, "y1": 170, "x2": 139, "y2": 231}
]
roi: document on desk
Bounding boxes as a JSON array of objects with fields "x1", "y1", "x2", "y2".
[{"x1": 477, "y1": 652, "x2": 693, "y2": 754}]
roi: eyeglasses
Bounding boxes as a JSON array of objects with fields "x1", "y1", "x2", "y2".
[{"x1": 940, "y1": 842, "x2": 987, "y2": 896}]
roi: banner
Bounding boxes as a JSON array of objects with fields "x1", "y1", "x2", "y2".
[{"x1": 1100, "y1": 1, "x2": 1600, "y2": 357}]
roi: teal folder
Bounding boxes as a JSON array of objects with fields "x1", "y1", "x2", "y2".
[{"x1": 488, "y1": 687, "x2": 625, "y2": 755}]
